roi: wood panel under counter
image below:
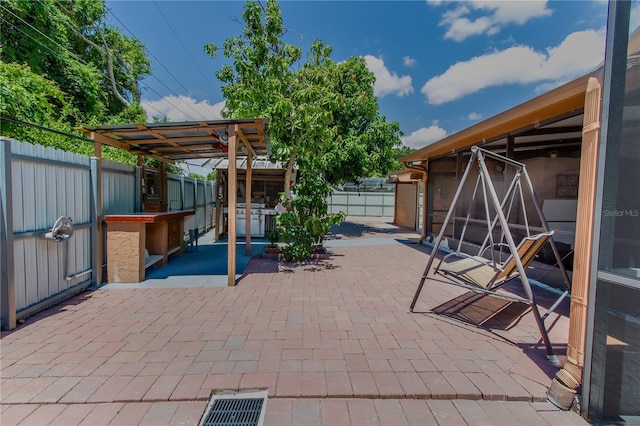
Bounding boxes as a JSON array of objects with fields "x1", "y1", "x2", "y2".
[{"x1": 104, "y1": 210, "x2": 195, "y2": 283}]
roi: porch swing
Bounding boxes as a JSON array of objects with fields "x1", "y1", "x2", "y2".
[{"x1": 409, "y1": 146, "x2": 572, "y2": 365}]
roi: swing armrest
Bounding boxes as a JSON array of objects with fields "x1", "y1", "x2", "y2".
[
  {"x1": 479, "y1": 243, "x2": 513, "y2": 261},
  {"x1": 442, "y1": 252, "x2": 474, "y2": 262}
]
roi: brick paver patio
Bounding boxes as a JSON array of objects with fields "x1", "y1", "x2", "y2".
[{"x1": 1, "y1": 217, "x2": 587, "y2": 425}]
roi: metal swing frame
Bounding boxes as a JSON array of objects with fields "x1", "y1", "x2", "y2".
[{"x1": 409, "y1": 146, "x2": 572, "y2": 365}]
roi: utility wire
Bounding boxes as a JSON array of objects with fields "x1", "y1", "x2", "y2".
[
  {"x1": 0, "y1": 16, "x2": 77, "y2": 63},
  {"x1": 4, "y1": 1, "x2": 201, "y2": 121},
  {"x1": 138, "y1": 83, "x2": 188, "y2": 119},
  {"x1": 46, "y1": 1, "x2": 200, "y2": 121},
  {"x1": 0, "y1": 115, "x2": 94, "y2": 143},
  {"x1": 106, "y1": 7, "x2": 210, "y2": 119},
  {"x1": 0, "y1": 4, "x2": 88, "y2": 65},
  {"x1": 152, "y1": 1, "x2": 223, "y2": 104},
  {"x1": 40, "y1": 0, "x2": 198, "y2": 120},
  {"x1": 1, "y1": 4, "x2": 141, "y2": 101},
  {"x1": 4, "y1": 18, "x2": 154, "y2": 113}
]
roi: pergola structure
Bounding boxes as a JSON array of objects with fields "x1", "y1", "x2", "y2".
[{"x1": 78, "y1": 119, "x2": 270, "y2": 287}]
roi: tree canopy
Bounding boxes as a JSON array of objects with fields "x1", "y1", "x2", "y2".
[
  {"x1": 205, "y1": 0, "x2": 404, "y2": 259},
  {"x1": 0, "y1": 0, "x2": 152, "y2": 164},
  {"x1": 204, "y1": 0, "x2": 404, "y2": 204}
]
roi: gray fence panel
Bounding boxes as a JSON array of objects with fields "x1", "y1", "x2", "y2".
[
  {"x1": 10, "y1": 140, "x2": 92, "y2": 313},
  {"x1": 3, "y1": 139, "x2": 220, "y2": 327},
  {"x1": 207, "y1": 181, "x2": 215, "y2": 231},
  {"x1": 327, "y1": 191, "x2": 395, "y2": 217},
  {"x1": 184, "y1": 179, "x2": 196, "y2": 210},
  {"x1": 167, "y1": 175, "x2": 183, "y2": 211},
  {"x1": 196, "y1": 181, "x2": 206, "y2": 232},
  {"x1": 102, "y1": 160, "x2": 135, "y2": 215}
]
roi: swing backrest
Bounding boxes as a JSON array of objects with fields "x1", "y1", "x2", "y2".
[{"x1": 494, "y1": 231, "x2": 554, "y2": 282}]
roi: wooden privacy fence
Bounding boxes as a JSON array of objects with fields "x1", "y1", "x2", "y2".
[{"x1": 0, "y1": 138, "x2": 214, "y2": 330}]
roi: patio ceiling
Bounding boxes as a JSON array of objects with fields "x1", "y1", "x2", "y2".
[
  {"x1": 77, "y1": 119, "x2": 270, "y2": 164},
  {"x1": 401, "y1": 74, "x2": 590, "y2": 164}
]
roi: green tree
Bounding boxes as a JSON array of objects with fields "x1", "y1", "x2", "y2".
[
  {"x1": 0, "y1": 62, "x2": 75, "y2": 147},
  {"x1": 205, "y1": 0, "x2": 402, "y2": 259},
  {"x1": 390, "y1": 145, "x2": 416, "y2": 173},
  {"x1": 1, "y1": 0, "x2": 150, "y2": 125},
  {"x1": 0, "y1": 0, "x2": 154, "y2": 168}
]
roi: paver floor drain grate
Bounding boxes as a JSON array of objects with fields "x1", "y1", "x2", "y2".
[{"x1": 200, "y1": 395, "x2": 266, "y2": 426}]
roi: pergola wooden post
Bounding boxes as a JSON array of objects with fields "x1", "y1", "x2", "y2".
[
  {"x1": 245, "y1": 150, "x2": 253, "y2": 256},
  {"x1": 227, "y1": 124, "x2": 238, "y2": 287}
]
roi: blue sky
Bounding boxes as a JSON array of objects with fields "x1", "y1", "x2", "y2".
[{"x1": 106, "y1": 0, "x2": 610, "y2": 152}]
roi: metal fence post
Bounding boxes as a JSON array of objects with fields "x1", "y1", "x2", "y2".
[
  {"x1": 0, "y1": 138, "x2": 16, "y2": 330},
  {"x1": 90, "y1": 157, "x2": 102, "y2": 286},
  {"x1": 134, "y1": 166, "x2": 142, "y2": 213},
  {"x1": 180, "y1": 175, "x2": 185, "y2": 211}
]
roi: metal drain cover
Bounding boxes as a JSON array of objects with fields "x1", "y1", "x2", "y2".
[{"x1": 199, "y1": 390, "x2": 267, "y2": 426}]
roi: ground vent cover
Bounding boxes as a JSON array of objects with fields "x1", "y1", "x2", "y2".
[{"x1": 199, "y1": 390, "x2": 267, "y2": 426}]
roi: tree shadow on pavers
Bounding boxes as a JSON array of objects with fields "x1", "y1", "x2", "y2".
[
  {"x1": 278, "y1": 259, "x2": 341, "y2": 274},
  {"x1": 0, "y1": 292, "x2": 94, "y2": 336}
]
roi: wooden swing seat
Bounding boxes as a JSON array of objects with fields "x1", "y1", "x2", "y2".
[{"x1": 436, "y1": 231, "x2": 554, "y2": 295}]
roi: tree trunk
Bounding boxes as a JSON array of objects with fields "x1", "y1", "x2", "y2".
[{"x1": 283, "y1": 148, "x2": 298, "y2": 208}]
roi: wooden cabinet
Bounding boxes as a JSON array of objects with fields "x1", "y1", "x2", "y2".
[
  {"x1": 167, "y1": 219, "x2": 181, "y2": 254},
  {"x1": 105, "y1": 211, "x2": 194, "y2": 283}
]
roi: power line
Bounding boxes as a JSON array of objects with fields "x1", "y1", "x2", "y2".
[
  {"x1": 137, "y1": 84, "x2": 180, "y2": 119},
  {"x1": 3, "y1": 2, "x2": 202, "y2": 121},
  {"x1": 0, "y1": 16, "x2": 75, "y2": 63},
  {"x1": 0, "y1": 114, "x2": 94, "y2": 143},
  {"x1": 138, "y1": 83, "x2": 198, "y2": 120},
  {"x1": 2, "y1": 3, "x2": 144, "y2": 104},
  {"x1": 44, "y1": 1, "x2": 200, "y2": 121},
  {"x1": 152, "y1": 1, "x2": 223, "y2": 104},
  {"x1": 37, "y1": 0, "x2": 197, "y2": 120},
  {"x1": 106, "y1": 7, "x2": 211, "y2": 119},
  {"x1": 0, "y1": 4, "x2": 87, "y2": 65},
  {"x1": 0, "y1": 18, "x2": 190, "y2": 123}
]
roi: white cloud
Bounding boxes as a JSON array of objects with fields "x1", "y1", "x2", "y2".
[
  {"x1": 401, "y1": 125, "x2": 447, "y2": 149},
  {"x1": 434, "y1": 1, "x2": 553, "y2": 41},
  {"x1": 421, "y1": 29, "x2": 605, "y2": 105},
  {"x1": 403, "y1": 55, "x2": 417, "y2": 67},
  {"x1": 141, "y1": 95, "x2": 226, "y2": 122},
  {"x1": 467, "y1": 112, "x2": 482, "y2": 120},
  {"x1": 364, "y1": 55, "x2": 414, "y2": 97}
]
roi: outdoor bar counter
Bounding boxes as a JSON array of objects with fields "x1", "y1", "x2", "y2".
[{"x1": 104, "y1": 210, "x2": 195, "y2": 283}]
